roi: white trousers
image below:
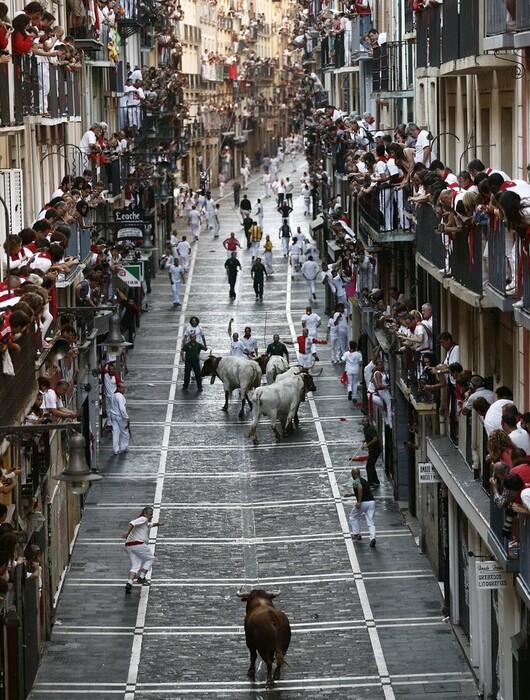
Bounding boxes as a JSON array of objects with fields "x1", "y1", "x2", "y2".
[
  {"x1": 371, "y1": 390, "x2": 393, "y2": 427},
  {"x1": 38, "y1": 63, "x2": 50, "y2": 114},
  {"x1": 305, "y1": 278, "x2": 316, "y2": 298},
  {"x1": 347, "y1": 371, "x2": 360, "y2": 399},
  {"x1": 219, "y1": 183, "x2": 225, "y2": 197},
  {"x1": 179, "y1": 255, "x2": 189, "y2": 272},
  {"x1": 350, "y1": 501, "x2": 376, "y2": 539},
  {"x1": 110, "y1": 417, "x2": 129, "y2": 453},
  {"x1": 338, "y1": 328, "x2": 349, "y2": 355},
  {"x1": 281, "y1": 238, "x2": 290, "y2": 256},
  {"x1": 171, "y1": 281, "x2": 181, "y2": 305},
  {"x1": 126, "y1": 543, "x2": 154, "y2": 575},
  {"x1": 264, "y1": 251, "x2": 273, "y2": 274},
  {"x1": 330, "y1": 335, "x2": 341, "y2": 362},
  {"x1": 251, "y1": 241, "x2": 260, "y2": 258}
]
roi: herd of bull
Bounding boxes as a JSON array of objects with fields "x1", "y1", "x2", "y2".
[
  {"x1": 197, "y1": 354, "x2": 322, "y2": 683},
  {"x1": 200, "y1": 354, "x2": 321, "y2": 444}
]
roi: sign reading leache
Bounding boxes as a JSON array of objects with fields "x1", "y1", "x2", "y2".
[
  {"x1": 475, "y1": 561, "x2": 510, "y2": 589},
  {"x1": 418, "y1": 461, "x2": 442, "y2": 483},
  {"x1": 113, "y1": 209, "x2": 153, "y2": 241}
]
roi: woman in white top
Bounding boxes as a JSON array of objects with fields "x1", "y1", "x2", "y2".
[{"x1": 183, "y1": 316, "x2": 207, "y2": 348}]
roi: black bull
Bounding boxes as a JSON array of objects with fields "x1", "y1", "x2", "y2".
[{"x1": 237, "y1": 589, "x2": 291, "y2": 687}]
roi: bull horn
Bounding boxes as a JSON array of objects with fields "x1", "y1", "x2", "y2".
[
  {"x1": 309, "y1": 366, "x2": 323, "y2": 376},
  {"x1": 236, "y1": 586, "x2": 248, "y2": 597},
  {"x1": 266, "y1": 588, "x2": 281, "y2": 598}
]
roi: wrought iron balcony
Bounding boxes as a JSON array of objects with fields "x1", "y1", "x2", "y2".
[
  {"x1": 0, "y1": 330, "x2": 37, "y2": 426},
  {"x1": 415, "y1": 203, "x2": 445, "y2": 269},
  {"x1": 489, "y1": 495, "x2": 520, "y2": 572},
  {"x1": 371, "y1": 41, "x2": 414, "y2": 98},
  {"x1": 117, "y1": 0, "x2": 143, "y2": 39},
  {"x1": 448, "y1": 223, "x2": 485, "y2": 296},
  {"x1": 484, "y1": 218, "x2": 518, "y2": 311},
  {"x1": 358, "y1": 187, "x2": 416, "y2": 244},
  {"x1": 1, "y1": 58, "x2": 81, "y2": 127}
]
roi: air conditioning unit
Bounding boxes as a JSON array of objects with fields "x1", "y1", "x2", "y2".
[{"x1": 0, "y1": 169, "x2": 25, "y2": 244}]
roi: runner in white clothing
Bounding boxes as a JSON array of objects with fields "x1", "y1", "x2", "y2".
[
  {"x1": 123, "y1": 506, "x2": 162, "y2": 593},
  {"x1": 108, "y1": 383, "x2": 129, "y2": 454},
  {"x1": 301, "y1": 307, "x2": 321, "y2": 339},
  {"x1": 176, "y1": 237, "x2": 191, "y2": 271},
  {"x1": 341, "y1": 340, "x2": 363, "y2": 402}
]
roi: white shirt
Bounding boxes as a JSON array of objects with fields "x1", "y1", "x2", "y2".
[
  {"x1": 484, "y1": 399, "x2": 514, "y2": 435},
  {"x1": 109, "y1": 391, "x2": 128, "y2": 421},
  {"x1": 302, "y1": 260, "x2": 320, "y2": 280},
  {"x1": 444, "y1": 344, "x2": 460, "y2": 385},
  {"x1": 188, "y1": 210, "x2": 201, "y2": 226},
  {"x1": 290, "y1": 242, "x2": 302, "y2": 258},
  {"x1": 126, "y1": 515, "x2": 152, "y2": 544},
  {"x1": 301, "y1": 312, "x2": 321, "y2": 337},
  {"x1": 364, "y1": 360, "x2": 375, "y2": 388},
  {"x1": 414, "y1": 129, "x2": 431, "y2": 166},
  {"x1": 241, "y1": 336, "x2": 258, "y2": 358},
  {"x1": 230, "y1": 339, "x2": 246, "y2": 357},
  {"x1": 327, "y1": 317, "x2": 339, "y2": 338},
  {"x1": 42, "y1": 388, "x2": 63, "y2": 411},
  {"x1": 508, "y1": 428, "x2": 530, "y2": 454},
  {"x1": 464, "y1": 387, "x2": 496, "y2": 412},
  {"x1": 103, "y1": 373, "x2": 118, "y2": 401},
  {"x1": 80, "y1": 129, "x2": 97, "y2": 155},
  {"x1": 342, "y1": 350, "x2": 362, "y2": 374},
  {"x1": 176, "y1": 241, "x2": 191, "y2": 258},
  {"x1": 169, "y1": 263, "x2": 183, "y2": 284},
  {"x1": 184, "y1": 324, "x2": 205, "y2": 345},
  {"x1": 333, "y1": 310, "x2": 349, "y2": 332}
]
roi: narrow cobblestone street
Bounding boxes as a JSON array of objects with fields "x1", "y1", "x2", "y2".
[{"x1": 30, "y1": 160, "x2": 477, "y2": 699}]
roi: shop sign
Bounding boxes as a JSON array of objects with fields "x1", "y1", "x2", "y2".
[
  {"x1": 113, "y1": 209, "x2": 153, "y2": 241},
  {"x1": 116, "y1": 264, "x2": 142, "y2": 287},
  {"x1": 418, "y1": 461, "x2": 442, "y2": 483},
  {"x1": 475, "y1": 561, "x2": 509, "y2": 589}
]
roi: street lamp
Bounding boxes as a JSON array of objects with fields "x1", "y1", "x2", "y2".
[{"x1": 53, "y1": 432, "x2": 102, "y2": 495}]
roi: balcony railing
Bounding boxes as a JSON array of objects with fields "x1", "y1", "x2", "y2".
[
  {"x1": 399, "y1": 348, "x2": 438, "y2": 406},
  {"x1": 490, "y1": 496, "x2": 519, "y2": 570},
  {"x1": 442, "y1": 0, "x2": 480, "y2": 62},
  {"x1": 520, "y1": 514, "x2": 530, "y2": 592},
  {"x1": 486, "y1": 0, "x2": 510, "y2": 35},
  {"x1": 358, "y1": 187, "x2": 415, "y2": 243},
  {"x1": 415, "y1": 4, "x2": 441, "y2": 68},
  {"x1": 415, "y1": 203, "x2": 445, "y2": 268},
  {"x1": 485, "y1": 218, "x2": 519, "y2": 304},
  {"x1": 0, "y1": 330, "x2": 37, "y2": 426},
  {"x1": 516, "y1": 0, "x2": 530, "y2": 31},
  {"x1": 405, "y1": 3, "x2": 414, "y2": 33},
  {"x1": 448, "y1": 223, "x2": 484, "y2": 295},
  {"x1": 521, "y1": 247, "x2": 530, "y2": 312},
  {"x1": 372, "y1": 41, "x2": 413, "y2": 94}
]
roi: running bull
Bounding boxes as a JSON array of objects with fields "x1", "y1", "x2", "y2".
[
  {"x1": 246, "y1": 366, "x2": 320, "y2": 444},
  {"x1": 236, "y1": 588, "x2": 291, "y2": 687},
  {"x1": 201, "y1": 355, "x2": 261, "y2": 418}
]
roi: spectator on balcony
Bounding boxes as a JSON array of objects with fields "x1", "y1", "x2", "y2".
[
  {"x1": 467, "y1": 159, "x2": 510, "y2": 184},
  {"x1": 502, "y1": 413, "x2": 530, "y2": 454},
  {"x1": 80, "y1": 123, "x2": 102, "y2": 169},
  {"x1": 39, "y1": 377, "x2": 79, "y2": 420},
  {"x1": 406, "y1": 123, "x2": 431, "y2": 166},
  {"x1": 0, "y1": 4, "x2": 12, "y2": 67},
  {"x1": 473, "y1": 387, "x2": 514, "y2": 435},
  {"x1": 462, "y1": 375, "x2": 496, "y2": 416},
  {"x1": 487, "y1": 430, "x2": 515, "y2": 468},
  {"x1": 429, "y1": 160, "x2": 458, "y2": 186},
  {"x1": 11, "y1": 14, "x2": 34, "y2": 59}
]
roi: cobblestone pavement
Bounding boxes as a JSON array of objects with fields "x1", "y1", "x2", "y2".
[{"x1": 30, "y1": 158, "x2": 477, "y2": 699}]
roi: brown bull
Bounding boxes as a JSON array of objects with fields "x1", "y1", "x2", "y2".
[{"x1": 237, "y1": 588, "x2": 291, "y2": 687}]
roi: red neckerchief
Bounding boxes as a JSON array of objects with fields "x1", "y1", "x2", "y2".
[{"x1": 499, "y1": 181, "x2": 517, "y2": 191}]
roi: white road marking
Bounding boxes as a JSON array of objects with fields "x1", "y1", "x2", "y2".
[
  {"x1": 123, "y1": 233, "x2": 200, "y2": 700},
  {"x1": 285, "y1": 270, "x2": 395, "y2": 699}
]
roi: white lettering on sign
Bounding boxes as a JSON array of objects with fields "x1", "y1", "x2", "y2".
[
  {"x1": 418, "y1": 461, "x2": 442, "y2": 483},
  {"x1": 476, "y1": 561, "x2": 510, "y2": 589},
  {"x1": 115, "y1": 211, "x2": 141, "y2": 221}
]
